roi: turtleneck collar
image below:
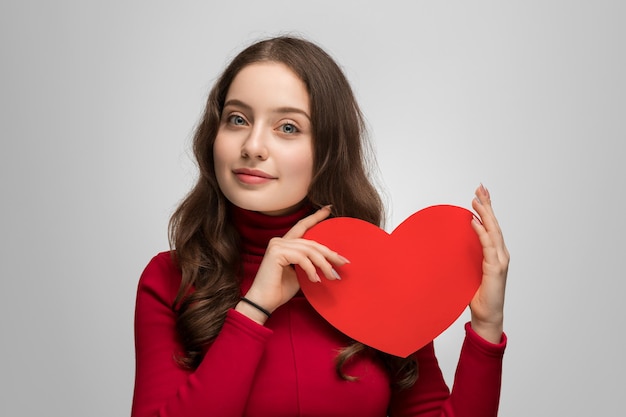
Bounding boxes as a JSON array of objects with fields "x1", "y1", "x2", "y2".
[{"x1": 231, "y1": 204, "x2": 313, "y2": 257}]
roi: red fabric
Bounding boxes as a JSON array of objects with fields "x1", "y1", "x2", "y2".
[{"x1": 131, "y1": 207, "x2": 506, "y2": 417}]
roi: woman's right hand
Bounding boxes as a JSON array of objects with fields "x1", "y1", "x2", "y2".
[{"x1": 236, "y1": 205, "x2": 349, "y2": 324}]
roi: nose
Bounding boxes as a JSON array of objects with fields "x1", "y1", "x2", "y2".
[{"x1": 241, "y1": 125, "x2": 269, "y2": 160}]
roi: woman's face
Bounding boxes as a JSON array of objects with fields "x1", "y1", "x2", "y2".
[{"x1": 213, "y1": 62, "x2": 314, "y2": 216}]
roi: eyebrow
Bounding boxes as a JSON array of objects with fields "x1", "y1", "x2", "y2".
[{"x1": 223, "y1": 99, "x2": 311, "y2": 121}]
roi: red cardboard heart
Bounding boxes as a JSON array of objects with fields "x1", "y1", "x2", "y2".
[{"x1": 296, "y1": 205, "x2": 482, "y2": 358}]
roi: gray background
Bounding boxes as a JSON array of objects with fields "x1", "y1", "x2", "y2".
[{"x1": 1, "y1": 0, "x2": 624, "y2": 416}]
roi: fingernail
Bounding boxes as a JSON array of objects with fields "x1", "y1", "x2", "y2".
[
  {"x1": 331, "y1": 268, "x2": 341, "y2": 280},
  {"x1": 474, "y1": 196, "x2": 482, "y2": 205},
  {"x1": 322, "y1": 204, "x2": 333, "y2": 211},
  {"x1": 315, "y1": 273, "x2": 322, "y2": 283},
  {"x1": 479, "y1": 183, "x2": 491, "y2": 199},
  {"x1": 338, "y1": 255, "x2": 351, "y2": 264}
]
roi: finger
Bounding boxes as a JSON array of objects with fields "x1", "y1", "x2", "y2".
[
  {"x1": 471, "y1": 217, "x2": 499, "y2": 263},
  {"x1": 472, "y1": 209, "x2": 507, "y2": 260},
  {"x1": 283, "y1": 205, "x2": 332, "y2": 239},
  {"x1": 299, "y1": 243, "x2": 346, "y2": 281},
  {"x1": 266, "y1": 239, "x2": 326, "y2": 283},
  {"x1": 267, "y1": 240, "x2": 322, "y2": 282},
  {"x1": 472, "y1": 197, "x2": 502, "y2": 242},
  {"x1": 300, "y1": 238, "x2": 350, "y2": 266},
  {"x1": 472, "y1": 185, "x2": 505, "y2": 245},
  {"x1": 472, "y1": 210, "x2": 510, "y2": 269},
  {"x1": 284, "y1": 239, "x2": 349, "y2": 280},
  {"x1": 472, "y1": 184, "x2": 499, "y2": 228},
  {"x1": 297, "y1": 257, "x2": 322, "y2": 283}
]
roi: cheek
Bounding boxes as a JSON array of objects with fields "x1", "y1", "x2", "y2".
[
  {"x1": 286, "y1": 147, "x2": 314, "y2": 186},
  {"x1": 213, "y1": 135, "x2": 231, "y2": 169}
]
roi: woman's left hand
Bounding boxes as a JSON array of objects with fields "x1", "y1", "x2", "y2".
[{"x1": 469, "y1": 184, "x2": 510, "y2": 343}]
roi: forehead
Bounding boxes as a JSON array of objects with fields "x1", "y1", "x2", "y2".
[{"x1": 225, "y1": 62, "x2": 310, "y2": 112}]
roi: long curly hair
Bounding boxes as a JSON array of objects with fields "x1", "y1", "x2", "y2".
[{"x1": 169, "y1": 36, "x2": 417, "y2": 389}]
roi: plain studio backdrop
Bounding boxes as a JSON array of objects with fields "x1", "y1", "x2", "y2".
[{"x1": 1, "y1": 1, "x2": 624, "y2": 416}]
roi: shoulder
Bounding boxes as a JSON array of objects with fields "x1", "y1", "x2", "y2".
[
  {"x1": 140, "y1": 251, "x2": 179, "y2": 276},
  {"x1": 136, "y1": 251, "x2": 182, "y2": 307}
]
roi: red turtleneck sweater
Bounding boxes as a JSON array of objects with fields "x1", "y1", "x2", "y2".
[{"x1": 131, "y1": 206, "x2": 506, "y2": 417}]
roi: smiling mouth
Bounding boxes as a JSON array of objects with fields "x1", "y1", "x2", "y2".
[{"x1": 233, "y1": 169, "x2": 277, "y2": 185}]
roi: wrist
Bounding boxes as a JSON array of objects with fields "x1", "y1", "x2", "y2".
[
  {"x1": 235, "y1": 300, "x2": 269, "y2": 325},
  {"x1": 470, "y1": 317, "x2": 504, "y2": 344}
]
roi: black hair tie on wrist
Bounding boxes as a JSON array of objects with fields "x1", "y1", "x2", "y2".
[{"x1": 240, "y1": 297, "x2": 272, "y2": 318}]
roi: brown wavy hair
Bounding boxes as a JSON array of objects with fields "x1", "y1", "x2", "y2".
[{"x1": 169, "y1": 36, "x2": 417, "y2": 389}]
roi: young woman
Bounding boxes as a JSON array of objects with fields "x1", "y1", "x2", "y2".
[{"x1": 131, "y1": 36, "x2": 509, "y2": 417}]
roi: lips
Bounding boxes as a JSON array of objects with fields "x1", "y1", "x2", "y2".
[{"x1": 233, "y1": 168, "x2": 277, "y2": 185}]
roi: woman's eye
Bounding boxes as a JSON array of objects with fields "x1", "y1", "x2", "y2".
[
  {"x1": 280, "y1": 123, "x2": 298, "y2": 134},
  {"x1": 229, "y1": 115, "x2": 246, "y2": 126}
]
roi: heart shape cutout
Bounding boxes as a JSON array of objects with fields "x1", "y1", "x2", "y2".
[{"x1": 296, "y1": 205, "x2": 482, "y2": 358}]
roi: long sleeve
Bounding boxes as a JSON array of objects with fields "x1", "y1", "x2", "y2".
[
  {"x1": 389, "y1": 323, "x2": 507, "y2": 417},
  {"x1": 131, "y1": 253, "x2": 506, "y2": 417},
  {"x1": 131, "y1": 252, "x2": 273, "y2": 417}
]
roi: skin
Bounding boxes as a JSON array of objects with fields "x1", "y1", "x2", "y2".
[
  {"x1": 214, "y1": 62, "x2": 315, "y2": 216},
  {"x1": 470, "y1": 184, "x2": 509, "y2": 343},
  {"x1": 212, "y1": 62, "x2": 349, "y2": 323},
  {"x1": 217, "y1": 63, "x2": 509, "y2": 344}
]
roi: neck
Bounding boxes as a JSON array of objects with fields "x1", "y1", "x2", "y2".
[{"x1": 231, "y1": 204, "x2": 312, "y2": 256}]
